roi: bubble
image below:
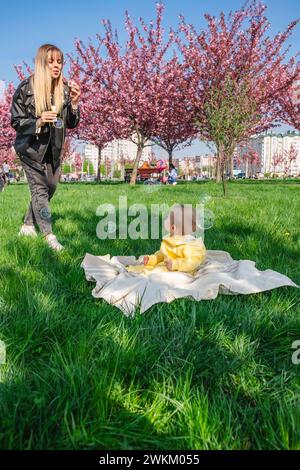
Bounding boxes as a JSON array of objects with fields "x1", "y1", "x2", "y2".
[{"x1": 197, "y1": 209, "x2": 215, "y2": 230}]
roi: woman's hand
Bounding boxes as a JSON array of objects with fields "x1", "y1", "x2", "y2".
[
  {"x1": 143, "y1": 256, "x2": 149, "y2": 266},
  {"x1": 37, "y1": 111, "x2": 57, "y2": 126},
  {"x1": 68, "y1": 80, "x2": 81, "y2": 106}
]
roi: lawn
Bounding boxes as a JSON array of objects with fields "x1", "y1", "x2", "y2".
[{"x1": 0, "y1": 180, "x2": 299, "y2": 450}]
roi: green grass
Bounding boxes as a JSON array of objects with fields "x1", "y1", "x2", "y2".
[{"x1": 0, "y1": 180, "x2": 299, "y2": 450}]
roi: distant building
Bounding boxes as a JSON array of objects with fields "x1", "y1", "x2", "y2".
[
  {"x1": 83, "y1": 138, "x2": 152, "y2": 177},
  {"x1": 235, "y1": 136, "x2": 264, "y2": 174},
  {"x1": 235, "y1": 131, "x2": 300, "y2": 176},
  {"x1": 102, "y1": 139, "x2": 152, "y2": 165},
  {"x1": 174, "y1": 154, "x2": 216, "y2": 178},
  {"x1": 261, "y1": 131, "x2": 300, "y2": 175},
  {"x1": 84, "y1": 144, "x2": 99, "y2": 173}
]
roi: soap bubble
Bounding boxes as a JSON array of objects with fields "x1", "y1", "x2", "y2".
[{"x1": 197, "y1": 208, "x2": 215, "y2": 230}]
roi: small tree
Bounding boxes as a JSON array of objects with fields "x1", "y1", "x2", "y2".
[
  {"x1": 83, "y1": 160, "x2": 94, "y2": 175},
  {"x1": 62, "y1": 163, "x2": 71, "y2": 174},
  {"x1": 74, "y1": 153, "x2": 83, "y2": 173},
  {"x1": 271, "y1": 150, "x2": 284, "y2": 176},
  {"x1": 197, "y1": 78, "x2": 258, "y2": 195},
  {"x1": 283, "y1": 143, "x2": 298, "y2": 176},
  {"x1": 0, "y1": 82, "x2": 17, "y2": 166}
]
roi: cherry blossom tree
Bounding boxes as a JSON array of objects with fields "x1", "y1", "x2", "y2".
[
  {"x1": 13, "y1": 62, "x2": 30, "y2": 82},
  {"x1": 197, "y1": 77, "x2": 259, "y2": 193},
  {"x1": 60, "y1": 134, "x2": 76, "y2": 162},
  {"x1": 236, "y1": 143, "x2": 260, "y2": 176},
  {"x1": 271, "y1": 150, "x2": 283, "y2": 176},
  {"x1": 178, "y1": 0, "x2": 300, "y2": 194},
  {"x1": 0, "y1": 81, "x2": 17, "y2": 166},
  {"x1": 66, "y1": 46, "x2": 116, "y2": 181},
  {"x1": 75, "y1": 3, "x2": 179, "y2": 184},
  {"x1": 283, "y1": 143, "x2": 298, "y2": 176},
  {"x1": 150, "y1": 56, "x2": 198, "y2": 165},
  {"x1": 279, "y1": 81, "x2": 300, "y2": 130},
  {"x1": 243, "y1": 148, "x2": 260, "y2": 177},
  {"x1": 74, "y1": 153, "x2": 83, "y2": 173}
]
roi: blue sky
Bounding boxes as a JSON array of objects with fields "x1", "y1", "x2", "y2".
[{"x1": 1, "y1": 0, "x2": 299, "y2": 156}]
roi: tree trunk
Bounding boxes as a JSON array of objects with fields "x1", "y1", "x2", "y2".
[
  {"x1": 130, "y1": 145, "x2": 143, "y2": 185},
  {"x1": 221, "y1": 170, "x2": 227, "y2": 196},
  {"x1": 225, "y1": 158, "x2": 230, "y2": 179},
  {"x1": 96, "y1": 147, "x2": 102, "y2": 182},
  {"x1": 121, "y1": 154, "x2": 125, "y2": 181},
  {"x1": 245, "y1": 157, "x2": 249, "y2": 178},
  {"x1": 105, "y1": 155, "x2": 108, "y2": 179},
  {"x1": 220, "y1": 156, "x2": 227, "y2": 197},
  {"x1": 218, "y1": 144, "x2": 227, "y2": 196},
  {"x1": 230, "y1": 153, "x2": 234, "y2": 179},
  {"x1": 168, "y1": 149, "x2": 173, "y2": 167},
  {"x1": 216, "y1": 152, "x2": 221, "y2": 182}
]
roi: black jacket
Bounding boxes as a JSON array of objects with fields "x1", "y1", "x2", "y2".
[{"x1": 10, "y1": 76, "x2": 80, "y2": 170}]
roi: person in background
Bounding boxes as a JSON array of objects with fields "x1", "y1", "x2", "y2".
[
  {"x1": 167, "y1": 163, "x2": 178, "y2": 185},
  {"x1": 2, "y1": 161, "x2": 10, "y2": 184}
]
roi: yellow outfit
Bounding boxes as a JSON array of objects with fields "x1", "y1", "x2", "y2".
[{"x1": 127, "y1": 234, "x2": 206, "y2": 275}]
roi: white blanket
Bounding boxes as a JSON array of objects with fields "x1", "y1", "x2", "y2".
[{"x1": 81, "y1": 250, "x2": 299, "y2": 317}]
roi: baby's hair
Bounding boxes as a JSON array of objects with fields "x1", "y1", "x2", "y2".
[{"x1": 166, "y1": 204, "x2": 197, "y2": 236}]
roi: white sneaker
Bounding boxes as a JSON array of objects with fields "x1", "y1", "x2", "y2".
[
  {"x1": 18, "y1": 224, "x2": 38, "y2": 237},
  {"x1": 45, "y1": 234, "x2": 64, "y2": 251}
]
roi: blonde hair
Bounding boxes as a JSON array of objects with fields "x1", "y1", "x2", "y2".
[{"x1": 29, "y1": 44, "x2": 65, "y2": 117}]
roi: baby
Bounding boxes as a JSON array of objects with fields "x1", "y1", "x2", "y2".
[{"x1": 127, "y1": 204, "x2": 206, "y2": 274}]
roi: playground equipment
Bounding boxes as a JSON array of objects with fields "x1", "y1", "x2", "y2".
[{"x1": 125, "y1": 160, "x2": 168, "y2": 183}]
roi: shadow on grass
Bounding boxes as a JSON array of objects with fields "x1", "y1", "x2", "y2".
[
  {"x1": 1, "y1": 198, "x2": 299, "y2": 449},
  {"x1": 0, "y1": 247, "x2": 176, "y2": 449}
]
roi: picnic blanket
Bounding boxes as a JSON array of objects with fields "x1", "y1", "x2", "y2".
[{"x1": 81, "y1": 250, "x2": 299, "y2": 317}]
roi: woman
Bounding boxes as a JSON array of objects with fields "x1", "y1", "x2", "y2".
[
  {"x1": 10, "y1": 44, "x2": 81, "y2": 250},
  {"x1": 167, "y1": 163, "x2": 178, "y2": 185}
]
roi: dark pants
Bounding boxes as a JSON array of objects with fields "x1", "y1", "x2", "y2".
[
  {"x1": 168, "y1": 176, "x2": 177, "y2": 184},
  {"x1": 0, "y1": 176, "x2": 4, "y2": 192},
  {"x1": 21, "y1": 145, "x2": 60, "y2": 235}
]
